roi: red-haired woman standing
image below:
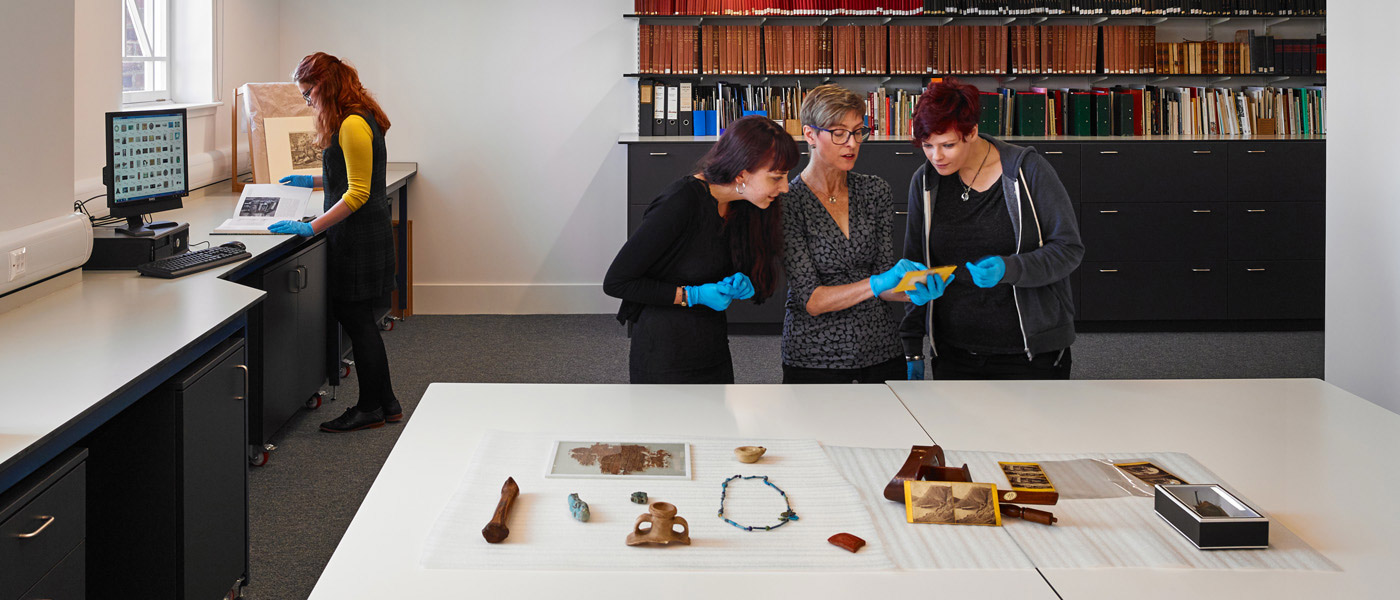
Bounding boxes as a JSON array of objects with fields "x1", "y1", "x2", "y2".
[
  {"x1": 899, "y1": 80, "x2": 1083, "y2": 380},
  {"x1": 605, "y1": 116, "x2": 798, "y2": 383},
  {"x1": 269, "y1": 52, "x2": 400, "y2": 432}
]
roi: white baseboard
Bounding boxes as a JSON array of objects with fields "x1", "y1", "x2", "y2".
[{"x1": 414, "y1": 283, "x2": 614, "y2": 315}]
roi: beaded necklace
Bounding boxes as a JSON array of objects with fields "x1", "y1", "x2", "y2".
[{"x1": 717, "y1": 474, "x2": 799, "y2": 531}]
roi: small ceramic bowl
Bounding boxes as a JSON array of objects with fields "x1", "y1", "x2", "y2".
[{"x1": 734, "y1": 446, "x2": 767, "y2": 463}]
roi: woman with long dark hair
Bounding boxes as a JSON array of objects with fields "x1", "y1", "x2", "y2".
[
  {"x1": 900, "y1": 80, "x2": 1083, "y2": 380},
  {"x1": 268, "y1": 52, "x2": 401, "y2": 432},
  {"x1": 604, "y1": 115, "x2": 798, "y2": 383}
]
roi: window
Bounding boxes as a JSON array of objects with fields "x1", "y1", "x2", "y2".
[{"x1": 122, "y1": 0, "x2": 170, "y2": 104}]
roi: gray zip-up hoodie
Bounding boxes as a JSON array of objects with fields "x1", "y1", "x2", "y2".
[{"x1": 899, "y1": 134, "x2": 1084, "y2": 359}]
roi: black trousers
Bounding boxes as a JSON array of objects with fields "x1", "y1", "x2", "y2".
[
  {"x1": 782, "y1": 356, "x2": 906, "y2": 384},
  {"x1": 931, "y1": 343, "x2": 1072, "y2": 380},
  {"x1": 332, "y1": 298, "x2": 397, "y2": 411}
]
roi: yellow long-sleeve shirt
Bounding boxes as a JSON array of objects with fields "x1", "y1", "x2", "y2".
[{"x1": 337, "y1": 114, "x2": 374, "y2": 211}]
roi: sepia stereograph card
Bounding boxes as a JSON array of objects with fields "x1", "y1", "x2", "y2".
[
  {"x1": 1114, "y1": 461, "x2": 1188, "y2": 487},
  {"x1": 998, "y1": 461, "x2": 1056, "y2": 491},
  {"x1": 545, "y1": 441, "x2": 691, "y2": 479},
  {"x1": 904, "y1": 480, "x2": 1002, "y2": 526}
]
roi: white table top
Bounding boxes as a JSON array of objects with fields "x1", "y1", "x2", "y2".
[
  {"x1": 0, "y1": 165, "x2": 418, "y2": 476},
  {"x1": 888, "y1": 378, "x2": 1400, "y2": 599},
  {"x1": 308, "y1": 383, "x2": 1059, "y2": 599}
]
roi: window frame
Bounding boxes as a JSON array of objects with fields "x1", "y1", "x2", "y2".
[{"x1": 121, "y1": 0, "x2": 173, "y2": 105}]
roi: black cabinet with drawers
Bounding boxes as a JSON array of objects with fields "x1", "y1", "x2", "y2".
[
  {"x1": 623, "y1": 137, "x2": 1324, "y2": 328},
  {"x1": 84, "y1": 338, "x2": 249, "y2": 600},
  {"x1": 0, "y1": 449, "x2": 86, "y2": 600}
]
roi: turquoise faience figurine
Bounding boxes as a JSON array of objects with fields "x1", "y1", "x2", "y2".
[{"x1": 568, "y1": 493, "x2": 590, "y2": 522}]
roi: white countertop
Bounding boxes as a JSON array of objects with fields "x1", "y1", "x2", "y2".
[
  {"x1": 308, "y1": 383, "x2": 1058, "y2": 599},
  {"x1": 888, "y1": 378, "x2": 1400, "y2": 599},
  {"x1": 0, "y1": 165, "x2": 418, "y2": 477}
]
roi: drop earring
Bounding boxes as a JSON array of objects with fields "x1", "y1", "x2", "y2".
[{"x1": 735, "y1": 182, "x2": 747, "y2": 196}]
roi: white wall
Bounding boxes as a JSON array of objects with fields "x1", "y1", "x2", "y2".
[
  {"x1": 1326, "y1": 0, "x2": 1400, "y2": 413},
  {"x1": 1, "y1": 1, "x2": 74, "y2": 230},
  {"x1": 279, "y1": 0, "x2": 634, "y2": 314},
  {"x1": 73, "y1": 0, "x2": 284, "y2": 208}
]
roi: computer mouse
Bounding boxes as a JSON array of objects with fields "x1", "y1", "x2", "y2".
[{"x1": 220, "y1": 241, "x2": 247, "y2": 251}]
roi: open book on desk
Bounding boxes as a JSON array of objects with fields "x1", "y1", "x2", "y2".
[{"x1": 211, "y1": 184, "x2": 315, "y2": 234}]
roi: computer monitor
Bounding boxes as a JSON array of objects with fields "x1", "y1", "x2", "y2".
[{"x1": 104, "y1": 107, "x2": 189, "y2": 237}]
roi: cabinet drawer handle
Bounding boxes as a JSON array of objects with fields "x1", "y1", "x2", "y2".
[
  {"x1": 1246, "y1": 150, "x2": 1267, "y2": 154},
  {"x1": 1099, "y1": 151, "x2": 1119, "y2": 155},
  {"x1": 1098, "y1": 269, "x2": 1119, "y2": 273},
  {"x1": 1246, "y1": 268, "x2": 1267, "y2": 272},
  {"x1": 648, "y1": 152, "x2": 669, "y2": 156},
  {"x1": 1192, "y1": 150, "x2": 1212, "y2": 154},
  {"x1": 1192, "y1": 268, "x2": 1212, "y2": 272},
  {"x1": 15, "y1": 515, "x2": 55, "y2": 538},
  {"x1": 1192, "y1": 209, "x2": 1212, "y2": 213},
  {"x1": 1246, "y1": 209, "x2": 1267, "y2": 213},
  {"x1": 287, "y1": 270, "x2": 300, "y2": 293},
  {"x1": 235, "y1": 365, "x2": 249, "y2": 401},
  {"x1": 1044, "y1": 151, "x2": 1064, "y2": 155},
  {"x1": 895, "y1": 211, "x2": 909, "y2": 215},
  {"x1": 1098, "y1": 210, "x2": 1119, "y2": 214},
  {"x1": 299, "y1": 266, "x2": 309, "y2": 290},
  {"x1": 895, "y1": 151, "x2": 914, "y2": 155}
]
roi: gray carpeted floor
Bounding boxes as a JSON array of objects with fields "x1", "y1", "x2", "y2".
[{"x1": 244, "y1": 314, "x2": 1323, "y2": 599}]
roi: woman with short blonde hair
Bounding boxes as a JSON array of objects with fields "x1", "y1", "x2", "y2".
[{"x1": 779, "y1": 84, "x2": 943, "y2": 384}]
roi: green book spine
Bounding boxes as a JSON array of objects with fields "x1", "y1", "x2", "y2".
[
  {"x1": 978, "y1": 94, "x2": 1001, "y2": 136},
  {"x1": 1016, "y1": 93, "x2": 1047, "y2": 136},
  {"x1": 1092, "y1": 94, "x2": 1113, "y2": 136},
  {"x1": 1070, "y1": 94, "x2": 1093, "y2": 136}
]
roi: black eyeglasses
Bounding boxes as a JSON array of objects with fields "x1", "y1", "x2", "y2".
[
  {"x1": 301, "y1": 86, "x2": 315, "y2": 103},
  {"x1": 812, "y1": 123, "x2": 876, "y2": 144}
]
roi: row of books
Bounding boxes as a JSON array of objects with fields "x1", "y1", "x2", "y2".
[
  {"x1": 634, "y1": 1, "x2": 924, "y2": 15},
  {"x1": 638, "y1": 79, "x2": 1323, "y2": 139},
  {"x1": 633, "y1": 1, "x2": 1325, "y2": 16},
  {"x1": 980, "y1": 85, "x2": 1324, "y2": 137},
  {"x1": 641, "y1": 25, "x2": 1326, "y2": 76}
]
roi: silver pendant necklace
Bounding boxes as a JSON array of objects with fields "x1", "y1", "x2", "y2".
[{"x1": 961, "y1": 140, "x2": 993, "y2": 202}]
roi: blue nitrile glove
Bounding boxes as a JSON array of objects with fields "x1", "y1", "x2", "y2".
[
  {"x1": 279, "y1": 174, "x2": 315, "y2": 188},
  {"x1": 906, "y1": 272, "x2": 954, "y2": 306},
  {"x1": 720, "y1": 272, "x2": 755, "y2": 300},
  {"x1": 907, "y1": 359, "x2": 925, "y2": 380},
  {"x1": 685, "y1": 282, "x2": 733, "y2": 311},
  {"x1": 965, "y1": 255, "x2": 1006, "y2": 288},
  {"x1": 268, "y1": 220, "x2": 314, "y2": 237},
  {"x1": 869, "y1": 259, "x2": 928, "y2": 296}
]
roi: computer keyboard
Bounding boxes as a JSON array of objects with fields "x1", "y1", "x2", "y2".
[{"x1": 137, "y1": 245, "x2": 250, "y2": 278}]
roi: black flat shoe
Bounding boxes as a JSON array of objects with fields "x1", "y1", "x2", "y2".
[
  {"x1": 383, "y1": 397, "x2": 404, "y2": 423},
  {"x1": 320, "y1": 407, "x2": 385, "y2": 433}
]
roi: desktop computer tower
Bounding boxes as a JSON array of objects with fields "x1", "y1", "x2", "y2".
[{"x1": 84, "y1": 223, "x2": 190, "y2": 270}]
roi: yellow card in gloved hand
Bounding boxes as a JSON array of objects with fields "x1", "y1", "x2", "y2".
[{"x1": 891, "y1": 266, "x2": 956, "y2": 293}]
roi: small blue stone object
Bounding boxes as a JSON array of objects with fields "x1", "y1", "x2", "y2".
[
  {"x1": 631, "y1": 491, "x2": 648, "y2": 504},
  {"x1": 568, "y1": 493, "x2": 590, "y2": 522}
]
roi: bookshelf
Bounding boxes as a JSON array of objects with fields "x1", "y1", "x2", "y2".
[{"x1": 620, "y1": 3, "x2": 1326, "y2": 330}]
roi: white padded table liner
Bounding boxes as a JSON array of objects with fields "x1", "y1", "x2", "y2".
[{"x1": 420, "y1": 432, "x2": 896, "y2": 571}]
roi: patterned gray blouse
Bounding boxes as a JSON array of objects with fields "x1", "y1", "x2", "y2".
[{"x1": 781, "y1": 171, "x2": 902, "y2": 369}]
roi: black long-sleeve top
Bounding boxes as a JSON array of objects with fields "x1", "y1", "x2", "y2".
[{"x1": 604, "y1": 176, "x2": 734, "y2": 323}]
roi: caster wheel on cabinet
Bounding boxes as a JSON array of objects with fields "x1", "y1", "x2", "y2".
[
  {"x1": 249, "y1": 451, "x2": 269, "y2": 467},
  {"x1": 306, "y1": 394, "x2": 324, "y2": 409},
  {"x1": 380, "y1": 319, "x2": 396, "y2": 331},
  {"x1": 340, "y1": 364, "x2": 352, "y2": 378}
]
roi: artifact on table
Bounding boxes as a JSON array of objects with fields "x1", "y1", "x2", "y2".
[
  {"x1": 1114, "y1": 461, "x2": 1187, "y2": 487},
  {"x1": 631, "y1": 491, "x2": 648, "y2": 504},
  {"x1": 482, "y1": 477, "x2": 520, "y2": 543},
  {"x1": 733, "y1": 445, "x2": 767, "y2": 463},
  {"x1": 567, "y1": 493, "x2": 590, "y2": 522},
  {"x1": 547, "y1": 441, "x2": 691, "y2": 479},
  {"x1": 884, "y1": 445, "x2": 973, "y2": 503},
  {"x1": 999, "y1": 503, "x2": 1058, "y2": 526},
  {"x1": 1154, "y1": 483, "x2": 1269, "y2": 550},
  {"x1": 827, "y1": 532, "x2": 867, "y2": 553},
  {"x1": 997, "y1": 461, "x2": 1060, "y2": 505},
  {"x1": 626, "y1": 501, "x2": 691, "y2": 546},
  {"x1": 904, "y1": 480, "x2": 1002, "y2": 526}
]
